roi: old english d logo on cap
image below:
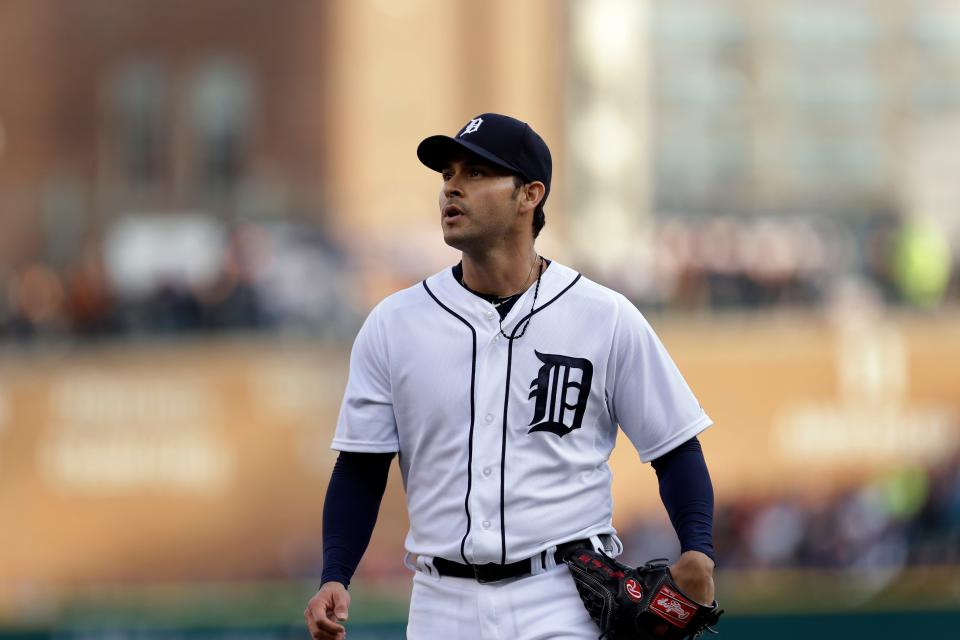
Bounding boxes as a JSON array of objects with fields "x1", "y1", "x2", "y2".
[{"x1": 460, "y1": 118, "x2": 483, "y2": 136}]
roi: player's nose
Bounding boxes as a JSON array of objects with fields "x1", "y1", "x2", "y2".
[
  {"x1": 442, "y1": 170, "x2": 466, "y2": 198},
  {"x1": 443, "y1": 182, "x2": 464, "y2": 200}
]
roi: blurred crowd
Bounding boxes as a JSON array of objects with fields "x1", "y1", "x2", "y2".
[
  {"x1": 1, "y1": 213, "x2": 958, "y2": 344},
  {"x1": 598, "y1": 214, "x2": 958, "y2": 313},
  {"x1": 0, "y1": 221, "x2": 360, "y2": 343},
  {"x1": 621, "y1": 453, "x2": 960, "y2": 572}
]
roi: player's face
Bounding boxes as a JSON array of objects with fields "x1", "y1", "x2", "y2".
[{"x1": 438, "y1": 155, "x2": 523, "y2": 252}]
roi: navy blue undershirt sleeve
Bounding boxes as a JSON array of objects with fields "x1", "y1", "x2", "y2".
[
  {"x1": 650, "y1": 436, "x2": 715, "y2": 561},
  {"x1": 320, "y1": 451, "x2": 394, "y2": 587}
]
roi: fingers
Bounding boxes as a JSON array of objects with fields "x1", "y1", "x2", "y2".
[
  {"x1": 304, "y1": 605, "x2": 345, "y2": 640},
  {"x1": 304, "y1": 583, "x2": 351, "y2": 640},
  {"x1": 304, "y1": 602, "x2": 343, "y2": 639}
]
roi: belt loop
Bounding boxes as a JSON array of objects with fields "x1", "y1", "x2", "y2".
[
  {"x1": 589, "y1": 535, "x2": 606, "y2": 554},
  {"x1": 607, "y1": 534, "x2": 624, "y2": 557},
  {"x1": 412, "y1": 554, "x2": 440, "y2": 580},
  {"x1": 544, "y1": 545, "x2": 559, "y2": 570},
  {"x1": 588, "y1": 534, "x2": 621, "y2": 557},
  {"x1": 529, "y1": 549, "x2": 546, "y2": 575}
]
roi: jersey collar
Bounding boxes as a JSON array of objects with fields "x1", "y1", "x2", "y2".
[{"x1": 425, "y1": 260, "x2": 580, "y2": 331}]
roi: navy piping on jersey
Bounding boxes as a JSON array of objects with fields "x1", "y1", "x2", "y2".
[
  {"x1": 508, "y1": 274, "x2": 583, "y2": 332},
  {"x1": 498, "y1": 272, "x2": 583, "y2": 564},
  {"x1": 422, "y1": 280, "x2": 477, "y2": 565},
  {"x1": 500, "y1": 338, "x2": 513, "y2": 563}
]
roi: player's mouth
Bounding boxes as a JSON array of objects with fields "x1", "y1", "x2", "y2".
[{"x1": 442, "y1": 204, "x2": 465, "y2": 223}]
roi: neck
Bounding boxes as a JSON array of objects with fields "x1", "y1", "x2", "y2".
[{"x1": 461, "y1": 246, "x2": 539, "y2": 296}]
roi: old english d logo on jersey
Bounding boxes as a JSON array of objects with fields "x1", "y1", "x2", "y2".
[{"x1": 527, "y1": 350, "x2": 593, "y2": 437}]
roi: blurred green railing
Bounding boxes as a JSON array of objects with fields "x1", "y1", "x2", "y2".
[
  {"x1": 2, "y1": 569, "x2": 958, "y2": 639},
  {"x1": 4, "y1": 612, "x2": 960, "y2": 640}
]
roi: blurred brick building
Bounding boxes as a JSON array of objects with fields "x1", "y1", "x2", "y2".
[
  {"x1": 0, "y1": 0, "x2": 332, "y2": 272},
  {"x1": 0, "y1": 0, "x2": 566, "y2": 275}
]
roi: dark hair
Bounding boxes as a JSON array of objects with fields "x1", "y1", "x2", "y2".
[{"x1": 513, "y1": 175, "x2": 546, "y2": 239}]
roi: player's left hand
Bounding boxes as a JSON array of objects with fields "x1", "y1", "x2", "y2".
[{"x1": 669, "y1": 550, "x2": 715, "y2": 605}]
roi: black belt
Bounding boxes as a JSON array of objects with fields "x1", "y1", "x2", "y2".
[{"x1": 432, "y1": 539, "x2": 592, "y2": 583}]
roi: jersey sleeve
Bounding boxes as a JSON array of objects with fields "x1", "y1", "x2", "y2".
[
  {"x1": 607, "y1": 295, "x2": 712, "y2": 462},
  {"x1": 331, "y1": 304, "x2": 400, "y2": 453}
]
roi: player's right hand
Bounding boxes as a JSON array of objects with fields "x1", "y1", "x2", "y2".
[{"x1": 304, "y1": 581, "x2": 350, "y2": 640}]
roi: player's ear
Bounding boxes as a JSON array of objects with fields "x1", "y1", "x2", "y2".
[{"x1": 520, "y1": 181, "x2": 546, "y2": 213}]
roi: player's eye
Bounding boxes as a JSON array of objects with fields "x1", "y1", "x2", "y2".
[
  {"x1": 469, "y1": 167, "x2": 484, "y2": 177},
  {"x1": 441, "y1": 170, "x2": 453, "y2": 181}
]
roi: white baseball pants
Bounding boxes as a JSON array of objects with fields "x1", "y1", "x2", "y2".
[{"x1": 406, "y1": 563, "x2": 599, "y2": 640}]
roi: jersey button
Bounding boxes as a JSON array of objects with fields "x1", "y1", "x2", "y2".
[
  {"x1": 486, "y1": 311, "x2": 495, "y2": 320},
  {"x1": 482, "y1": 520, "x2": 491, "y2": 529},
  {"x1": 482, "y1": 467, "x2": 492, "y2": 477},
  {"x1": 484, "y1": 413, "x2": 494, "y2": 423}
]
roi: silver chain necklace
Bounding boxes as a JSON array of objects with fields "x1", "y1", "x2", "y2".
[
  {"x1": 459, "y1": 255, "x2": 544, "y2": 339},
  {"x1": 499, "y1": 256, "x2": 543, "y2": 341}
]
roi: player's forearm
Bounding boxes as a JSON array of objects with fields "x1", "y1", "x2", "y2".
[
  {"x1": 320, "y1": 451, "x2": 394, "y2": 587},
  {"x1": 651, "y1": 437, "x2": 715, "y2": 560}
]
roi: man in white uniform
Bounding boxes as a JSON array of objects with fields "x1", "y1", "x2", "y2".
[{"x1": 305, "y1": 113, "x2": 717, "y2": 640}]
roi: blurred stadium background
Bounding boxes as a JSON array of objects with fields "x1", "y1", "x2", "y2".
[{"x1": 1, "y1": 0, "x2": 959, "y2": 638}]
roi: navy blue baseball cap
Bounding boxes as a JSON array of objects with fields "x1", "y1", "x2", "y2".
[{"x1": 417, "y1": 113, "x2": 552, "y2": 205}]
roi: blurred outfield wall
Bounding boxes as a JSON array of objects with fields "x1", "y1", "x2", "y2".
[{"x1": 1, "y1": 311, "x2": 958, "y2": 629}]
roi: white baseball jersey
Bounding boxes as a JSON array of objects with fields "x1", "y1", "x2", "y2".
[{"x1": 331, "y1": 261, "x2": 712, "y2": 566}]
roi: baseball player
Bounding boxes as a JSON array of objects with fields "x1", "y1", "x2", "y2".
[{"x1": 305, "y1": 113, "x2": 717, "y2": 640}]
